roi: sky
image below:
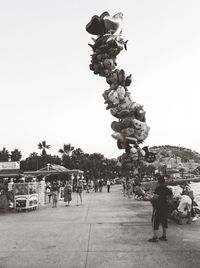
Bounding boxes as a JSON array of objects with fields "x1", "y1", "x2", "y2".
[{"x1": 0, "y1": 0, "x2": 200, "y2": 160}]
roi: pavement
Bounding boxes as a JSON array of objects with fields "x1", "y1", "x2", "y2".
[{"x1": 0, "y1": 185, "x2": 200, "y2": 268}]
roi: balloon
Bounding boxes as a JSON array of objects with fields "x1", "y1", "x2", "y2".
[
  {"x1": 86, "y1": 11, "x2": 109, "y2": 35},
  {"x1": 111, "y1": 121, "x2": 123, "y2": 132},
  {"x1": 111, "y1": 132, "x2": 124, "y2": 140},
  {"x1": 108, "y1": 90, "x2": 119, "y2": 104},
  {"x1": 117, "y1": 140, "x2": 130, "y2": 150},
  {"x1": 125, "y1": 74, "x2": 132, "y2": 86},
  {"x1": 130, "y1": 147, "x2": 137, "y2": 153},
  {"x1": 122, "y1": 118, "x2": 133, "y2": 128},
  {"x1": 121, "y1": 127, "x2": 135, "y2": 137},
  {"x1": 142, "y1": 146, "x2": 157, "y2": 163},
  {"x1": 116, "y1": 86, "x2": 126, "y2": 100},
  {"x1": 86, "y1": 12, "x2": 155, "y2": 167},
  {"x1": 86, "y1": 15, "x2": 105, "y2": 35},
  {"x1": 103, "y1": 12, "x2": 123, "y2": 34},
  {"x1": 119, "y1": 92, "x2": 132, "y2": 110},
  {"x1": 125, "y1": 136, "x2": 137, "y2": 143},
  {"x1": 103, "y1": 58, "x2": 116, "y2": 71},
  {"x1": 139, "y1": 149, "x2": 146, "y2": 157}
]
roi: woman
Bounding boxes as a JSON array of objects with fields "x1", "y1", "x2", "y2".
[
  {"x1": 0, "y1": 183, "x2": 9, "y2": 213},
  {"x1": 64, "y1": 181, "x2": 72, "y2": 207},
  {"x1": 52, "y1": 187, "x2": 59, "y2": 208},
  {"x1": 76, "y1": 180, "x2": 83, "y2": 206}
]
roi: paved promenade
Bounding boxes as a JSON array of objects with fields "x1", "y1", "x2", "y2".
[{"x1": 0, "y1": 185, "x2": 200, "y2": 268}]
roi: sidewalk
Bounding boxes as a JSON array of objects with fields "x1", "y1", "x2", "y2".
[{"x1": 0, "y1": 185, "x2": 200, "y2": 268}]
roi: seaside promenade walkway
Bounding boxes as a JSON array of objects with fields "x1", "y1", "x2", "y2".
[{"x1": 0, "y1": 185, "x2": 200, "y2": 268}]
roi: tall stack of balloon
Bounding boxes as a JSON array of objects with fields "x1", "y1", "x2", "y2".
[{"x1": 86, "y1": 12, "x2": 156, "y2": 171}]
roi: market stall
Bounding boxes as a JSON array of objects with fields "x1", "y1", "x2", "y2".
[
  {"x1": 24, "y1": 164, "x2": 84, "y2": 199},
  {"x1": 14, "y1": 182, "x2": 39, "y2": 212}
]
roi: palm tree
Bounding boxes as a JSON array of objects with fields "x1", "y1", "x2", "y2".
[
  {"x1": 37, "y1": 141, "x2": 51, "y2": 156},
  {"x1": 88, "y1": 153, "x2": 105, "y2": 180},
  {"x1": 71, "y1": 148, "x2": 84, "y2": 169},
  {"x1": 58, "y1": 143, "x2": 75, "y2": 168},
  {"x1": 10, "y1": 149, "x2": 22, "y2": 161},
  {"x1": 58, "y1": 143, "x2": 75, "y2": 157}
]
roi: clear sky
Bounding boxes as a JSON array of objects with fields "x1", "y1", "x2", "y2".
[{"x1": 0, "y1": 0, "x2": 200, "y2": 159}]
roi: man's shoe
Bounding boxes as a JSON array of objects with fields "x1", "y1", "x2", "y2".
[
  {"x1": 159, "y1": 236, "x2": 167, "y2": 241},
  {"x1": 148, "y1": 237, "x2": 158, "y2": 242}
]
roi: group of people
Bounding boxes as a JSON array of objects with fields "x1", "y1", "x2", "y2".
[
  {"x1": 148, "y1": 175, "x2": 198, "y2": 242},
  {"x1": 46, "y1": 178, "x2": 112, "y2": 208},
  {"x1": 46, "y1": 180, "x2": 83, "y2": 208},
  {"x1": 121, "y1": 174, "x2": 199, "y2": 242},
  {"x1": 93, "y1": 179, "x2": 111, "y2": 193},
  {"x1": 122, "y1": 177, "x2": 146, "y2": 199},
  {"x1": 168, "y1": 183, "x2": 198, "y2": 224}
]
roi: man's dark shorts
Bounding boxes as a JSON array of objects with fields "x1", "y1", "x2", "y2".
[{"x1": 152, "y1": 208, "x2": 168, "y2": 230}]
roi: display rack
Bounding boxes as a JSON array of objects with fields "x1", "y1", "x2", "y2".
[{"x1": 14, "y1": 183, "x2": 39, "y2": 212}]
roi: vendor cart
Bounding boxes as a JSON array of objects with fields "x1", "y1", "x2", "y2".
[{"x1": 14, "y1": 183, "x2": 39, "y2": 212}]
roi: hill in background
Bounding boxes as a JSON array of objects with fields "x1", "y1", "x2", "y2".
[{"x1": 150, "y1": 145, "x2": 200, "y2": 163}]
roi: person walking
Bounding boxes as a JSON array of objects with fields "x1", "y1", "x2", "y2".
[
  {"x1": 52, "y1": 187, "x2": 59, "y2": 208},
  {"x1": 121, "y1": 177, "x2": 126, "y2": 196},
  {"x1": 46, "y1": 186, "x2": 51, "y2": 203},
  {"x1": 106, "y1": 179, "x2": 111, "y2": 193},
  {"x1": 126, "y1": 178, "x2": 132, "y2": 199},
  {"x1": 148, "y1": 175, "x2": 173, "y2": 242},
  {"x1": 64, "y1": 181, "x2": 72, "y2": 207},
  {"x1": 94, "y1": 180, "x2": 98, "y2": 192},
  {"x1": 86, "y1": 182, "x2": 90, "y2": 193},
  {"x1": 99, "y1": 179, "x2": 103, "y2": 192},
  {"x1": 76, "y1": 180, "x2": 83, "y2": 206}
]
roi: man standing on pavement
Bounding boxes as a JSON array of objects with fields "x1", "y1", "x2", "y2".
[
  {"x1": 106, "y1": 179, "x2": 111, "y2": 193},
  {"x1": 99, "y1": 179, "x2": 103, "y2": 192},
  {"x1": 148, "y1": 175, "x2": 173, "y2": 242}
]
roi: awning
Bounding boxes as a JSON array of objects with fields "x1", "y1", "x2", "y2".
[
  {"x1": 24, "y1": 164, "x2": 84, "y2": 178},
  {"x1": 0, "y1": 169, "x2": 23, "y2": 178}
]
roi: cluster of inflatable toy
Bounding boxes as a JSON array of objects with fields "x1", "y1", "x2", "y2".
[{"x1": 86, "y1": 12, "x2": 156, "y2": 168}]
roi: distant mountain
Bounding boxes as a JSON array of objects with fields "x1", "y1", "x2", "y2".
[{"x1": 150, "y1": 145, "x2": 200, "y2": 163}]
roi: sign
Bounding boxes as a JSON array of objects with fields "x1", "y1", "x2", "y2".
[{"x1": 0, "y1": 162, "x2": 20, "y2": 170}]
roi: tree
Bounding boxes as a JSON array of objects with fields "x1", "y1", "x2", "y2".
[
  {"x1": 0, "y1": 147, "x2": 10, "y2": 162},
  {"x1": 20, "y1": 152, "x2": 39, "y2": 171},
  {"x1": 10, "y1": 149, "x2": 22, "y2": 161},
  {"x1": 38, "y1": 141, "x2": 51, "y2": 156},
  {"x1": 87, "y1": 153, "x2": 106, "y2": 180},
  {"x1": 70, "y1": 148, "x2": 84, "y2": 169},
  {"x1": 58, "y1": 143, "x2": 75, "y2": 168},
  {"x1": 58, "y1": 143, "x2": 75, "y2": 157},
  {"x1": 20, "y1": 152, "x2": 62, "y2": 171}
]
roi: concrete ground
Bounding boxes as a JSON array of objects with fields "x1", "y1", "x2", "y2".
[{"x1": 0, "y1": 185, "x2": 200, "y2": 268}]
